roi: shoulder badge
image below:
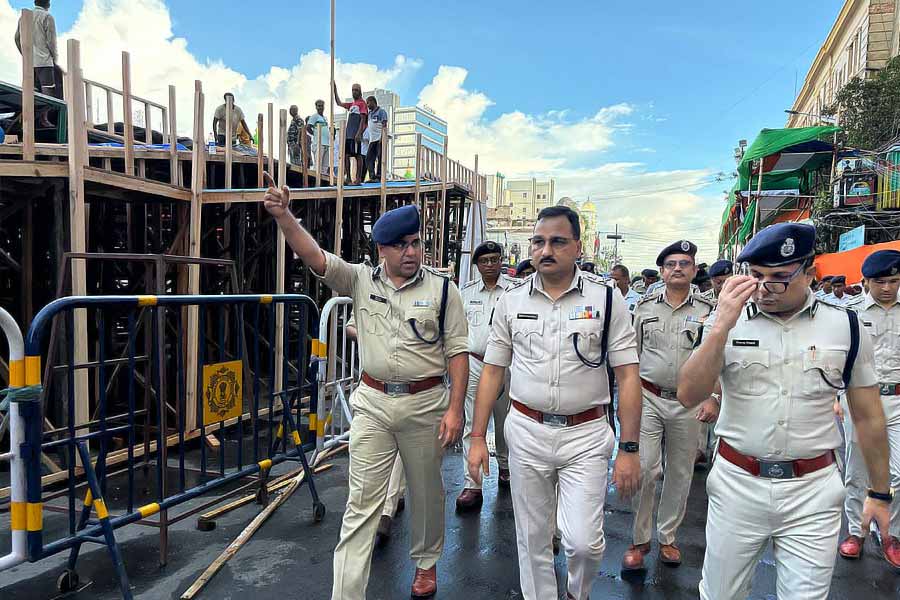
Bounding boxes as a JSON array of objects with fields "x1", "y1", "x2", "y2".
[
  {"x1": 422, "y1": 265, "x2": 449, "y2": 278},
  {"x1": 461, "y1": 278, "x2": 479, "y2": 289}
]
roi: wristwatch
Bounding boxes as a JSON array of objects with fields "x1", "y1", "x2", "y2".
[
  {"x1": 618, "y1": 441, "x2": 639, "y2": 453},
  {"x1": 868, "y1": 489, "x2": 894, "y2": 502},
  {"x1": 710, "y1": 393, "x2": 721, "y2": 404}
]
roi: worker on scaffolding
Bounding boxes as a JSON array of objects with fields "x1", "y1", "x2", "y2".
[
  {"x1": 15, "y1": 0, "x2": 61, "y2": 127},
  {"x1": 263, "y1": 174, "x2": 468, "y2": 599}
]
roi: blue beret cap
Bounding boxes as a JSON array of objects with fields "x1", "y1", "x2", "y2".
[
  {"x1": 708, "y1": 259, "x2": 733, "y2": 277},
  {"x1": 641, "y1": 268, "x2": 659, "y2": 278},
  {"x1": 372, "y1": 205, "x2": 420, "y2": 245},
  {"x1": 832, "y1": 275, "x2": 846, "y2": 285},
  {"x1": 656, "y1": 240, "x2": 698, "y2": 266},
  {"x1": 515, "y1": 259, "x2": 534, "y2": 276},
  {"x1": 737, "y1": 222, "x2": 816, "y2": 267},
  {"x1": 473, "y1": 240, "x2": 503, "y2": 262},
  {"x1": 862, "y1": 250, "x2": 900, "y2": 279}
]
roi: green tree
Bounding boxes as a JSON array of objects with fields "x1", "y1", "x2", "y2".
[{"x1": 826, "y1": 55, "x2": 900, "y2": 151}]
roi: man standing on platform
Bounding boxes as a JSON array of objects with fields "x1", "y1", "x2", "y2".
[
  {"x1": 456, "y1": 241, "x2": 519, "y2": 511},
  {"x1": 839, "y1": 250, "x2": 900, "y2": 567},
  {"x1": 468, "y1": 205, "x2": 642, "y2": 600},
  {"x1": 333, "y1": 82, "x2": 368, "y2": 185},
  {"x1": 263, "y1": 174, "x2": 468, "y2": 599},
  {"x1": 679, "y1": 223, "x2": 891, "y2": 600},
  {"x1": 622, "y1": 240, "x2": 718, "y2": 571},
  {"x1": 15, "y1": 0, "x2": 61, "y2": 126}
]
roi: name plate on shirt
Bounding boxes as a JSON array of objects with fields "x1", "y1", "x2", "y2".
[
  {"x1": 732, "y1": 339, "x2": 760, "y2": 347},
  {"x1": 369, "y1": 294, "x2": 388, "y2": 304},
  {"x1": 569, "y1": 305, "x2": 601, "y2": 320},
  {"x1": 685, "y1": 315, "x2": 706, "y2": 325},
  {"x1": 468, "y1": 300, "x2": 483, "y2": 305},
  {"x1": 516, "y1": 313, "x2": 539, "y2": 320},
  {"x1": 413, "y1": 300, "x2": 431, "y2": 307}
]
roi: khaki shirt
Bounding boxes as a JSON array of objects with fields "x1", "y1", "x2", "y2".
[
  {"x1": 705, "y1": 293, "x2": 877, "y2": 460},
  {"x1": 634, "y1": 288, "x2": 715, "y2": 392},
  {"x1": 461, "y1": 274, "x2": 519, "y2": 356},
  {"x1": 857, "y1": 293, "x2": 900, "y2": 385},
  {"x1": 315, "y1": 251, "x2": 468, "y2": 382},
  {"x1": 484, "y1": 269, "x2": 639, "y2": 414}
]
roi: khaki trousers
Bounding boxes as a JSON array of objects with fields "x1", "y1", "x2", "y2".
[
  {"x1": 505, "y1": 407, "x2": 615, "y2": 600},
  {"x1": 632, "y1": 388, "x2": 701, "y2": 545},
  {"x1": 381, "y1": 454, "x2": 406, "y2": 518},
  {"x1": 700, "y1": 456, "x2": 844, "y2": 600},
  {"x1": 843, "y1": 393, "x2": 900, "y2": 537},
  {"x1": 331, "y1": 383, "x2": 448, "y2": 600},
  {"x1": 462, "y1": 356, "x2": 510, "y2": 489}
]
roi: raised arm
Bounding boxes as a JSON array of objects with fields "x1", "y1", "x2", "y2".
[
  {"x1": 678, "y1": 276, "x2": 756, "y2": 408},
  {"x1": 333, "y1": 82, "x2": 350, "y2": 109}
]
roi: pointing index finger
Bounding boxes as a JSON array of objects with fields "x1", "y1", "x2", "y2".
[{"x1": 263, "y1": 171, "x2": 276, "y2": 189}]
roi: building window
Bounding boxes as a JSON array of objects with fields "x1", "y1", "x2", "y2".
[{"x1": 395, "y1": 124, "x2": 416, "y2": 134}]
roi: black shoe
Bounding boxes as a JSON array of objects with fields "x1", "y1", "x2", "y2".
[{"x1": 375, "y1": 515, "x2": 392, "y2": 546}]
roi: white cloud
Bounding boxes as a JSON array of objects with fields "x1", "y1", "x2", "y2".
[{"x1": 0, "y1": 0, "x2": 724, "y2": 267}]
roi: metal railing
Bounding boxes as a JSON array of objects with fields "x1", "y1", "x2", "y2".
[{"x1": 312, "y1": 297, "x2": 357, "y2": 461}]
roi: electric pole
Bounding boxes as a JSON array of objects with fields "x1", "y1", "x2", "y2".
[{"x1": 606, "y1": 224, "x2": 623, "y2": 266}]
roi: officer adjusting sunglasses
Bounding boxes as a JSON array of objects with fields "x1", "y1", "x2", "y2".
[{"x1": 749, "y1": 262, "x2": 807, "y2": 294}]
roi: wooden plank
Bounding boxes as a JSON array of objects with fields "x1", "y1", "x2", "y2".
[
  {"x1": 83, "y1": 167, "x2": 192, "y2": 201},
  {"x1": 256, "y1": 113, "x2": 264, "y2": 187},
  {"x1": 121, "y1": 51, "x2": 135, "y2": 176},
  {"x1": 300, "y1": 120, "x2": 308, "y2": 187},
  {"x1": 267, "y1": 103, "x2": 274, "y2": 177},
  {"x1": 201, "y1": 182, "x2": 449, "y2": 204},
  {"x1": 225, "y1": 95, "x2": 233, "y2": 189},
  {"x1": 144, "y1": 101, "x2": 152, "y2": 144},
  {"x1": 105, "y1": 88, "x2": 114, "y2": 136},
  {"x1": 380, "y1": 132, "x2": 388, "y2": 214},
  {"x1": 439, "y1": 138, "x2": 449, "y2": 266},
  {"x1": 84, "y1": 83, "x2": 94, "y2": 129},
  {"x1": 20, "y1": 10, "x2": 35, "y2": 162},
  {"x1": 168, "y1": 85, "x2": 178, "y2": 185},
  {"x1": 185, "y1": 80, "x2": 204, "y2": 432},
  {"x1": 0, "y1": 161, "x2": 68, "y2": 178},
  {"x1": 415, "y1": 133, "x2": 422, "y2": 235},
  {"x1": 315, "y1": 125, "x2": 323, "y2": 188},
  {"x1": 275, "y1": 109, "x2": 288, "y2": 399},
  {"x1": 66, "y1": 40, "x2": 90, "y2": 438}
]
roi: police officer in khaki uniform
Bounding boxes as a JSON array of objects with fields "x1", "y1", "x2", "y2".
[
  {"x1": 839, "y1": 250, "x2": 900, "y2": 567},
  {"x1": 468, "y1": 205, "x2": 642, "y2": 600},
  {"x1": 623, "y1": 240, "x2": 718, "y2": 571},
  {"x1": 264, "y1": 174, "x2": 469, "y2": 599},
  {"x1": 456, "y1": 240, "x2": 519, "y2": 510},
  {"x1": 679, "y1": 223, "x2": 892, "y2": 600}
]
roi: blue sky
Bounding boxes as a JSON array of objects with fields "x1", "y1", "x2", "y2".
[{"x1": 3, "y1": 0, "x2": 846, "y2": 265}]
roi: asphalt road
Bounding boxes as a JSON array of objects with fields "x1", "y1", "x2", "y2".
[{"x1": 1, "y1": 450, "x2": 899, "y2": 599}]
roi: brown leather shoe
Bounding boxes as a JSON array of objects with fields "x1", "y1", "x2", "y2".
[
  {"x1": 411, "y1": 566, "x2": 437, "y2": 598},
  {"x1": 659, "y1": 543, "x2": 682, "y2": 566},
  {"x1": 455, "y1": 488, "x2": 483, "y2": 511},
  {"x1": 498, "y1": 468, "x2": 511, "y2": 488},
  {"x1": 839, "y1": 534, "x2": 864, "y2": 559},
  {"x1": 622, "y1": 543, "x2": 651, "y2": 571},
  {"x1": 375, "y1": 515, "x2": 392, "y2": 546},
  {"x1": 884, "y1": 536, "x2": 900, "y2": 569}
]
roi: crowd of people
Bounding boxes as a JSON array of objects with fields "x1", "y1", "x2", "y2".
[
  {"x1": 213, "y1": 81, "x2": 387, "y2": 187},
  {"x1": 261, "y1": 177, "x2": 900, "y2": 600}
]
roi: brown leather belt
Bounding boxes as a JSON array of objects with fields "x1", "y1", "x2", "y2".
[
  {"x1": 717, "y1": 439, "x2": 835, "y2": 479},
  {"x1": 361, "y1": 372, "x2": 444, "y2": 396},
  {"x1": 512, "y1": 400, "x2": 604, "y2": 428},
  {"x1": 470, "y1": 352, "x2": 485, "y2": 362},
  {"x1": 641, "y1": 379, "x2": 677, "y2": 401}
]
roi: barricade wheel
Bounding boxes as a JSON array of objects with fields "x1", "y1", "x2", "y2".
[
  {"x1": 313, "y1": 501, "x2": 326, "y2": 523},
  {"x1": 57, "y1": 569, "x2": 80, "y2": 593}
]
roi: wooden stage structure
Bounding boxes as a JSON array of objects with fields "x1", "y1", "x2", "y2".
[{"x1": 0, "y1": 20, "x2": 486, "y2": 496}]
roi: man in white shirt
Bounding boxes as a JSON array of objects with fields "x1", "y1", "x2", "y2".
[
  {"x1": 611, "y1": 264, "x2": 641, "y2": 311},
  {"x1": 365, "y1": 96, "x2": 389, "y2": 182},
  {"x1": 15, "y1": 0, "x2": 60, "y2": 126},
  {"x1": 823, "y1": 275, "x2": 852, "y2": 306}
]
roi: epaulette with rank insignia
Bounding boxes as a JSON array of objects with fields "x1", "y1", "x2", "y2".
[
  {"x1": 461, "y1": 278, "x2": 480, "y2": 290},
  {"x1": 422, "y1": 265, "x2": 450, "y2": 278},
  {"x1": 635, "y1": 293, "x2": 658, "y2": 308},
  {"x1": 693, "y1": 294, "x2": 716, "y2": 310}
]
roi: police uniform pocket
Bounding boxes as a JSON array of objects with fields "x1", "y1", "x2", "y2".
[
  {"x1": 566, "y1": 320, "x2": 602, "y2": 363},
  {"x1": 802, "y1": 349, "x2": 846, "y2": 393},
  {"x1": 641, "y1": 319, "x2": 665, "y2": 349},
  {"x1": 679, "y1": 321, "x2": 704, "y2": 350},
  {"x1": 723, "y1": 348, "x2": 770, "y2": 395},
  {"x1": 359, "y1": 304, "x2": 390, "y2": 336},
  {"x1": 406, "y1": 306, "x2": 439, "y2": 343},
  {"x1": 511, "y1": 317, "x2": 545, "y2": 360},
  {"x1": 466, "y1": 305, "x2": 485, "y2": 328}
]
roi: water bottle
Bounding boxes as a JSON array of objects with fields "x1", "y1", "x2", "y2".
[{"x1": 208, "y1": 133, "x2": 216, "y2": 155}]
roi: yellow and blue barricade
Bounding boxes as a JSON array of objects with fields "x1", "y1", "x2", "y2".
[
  {"x1": 9, "y1": 294, "x2": 323, "y2": 599},
  {"x1": 0, "y1": 306, "x2": 28, "y2": 571}
]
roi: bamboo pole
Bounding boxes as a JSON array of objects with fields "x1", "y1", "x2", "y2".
[
  {"x1": 330, "y1": 0, "x2": 335, "y2": 155},
  {"x1": 225, "y1": 95, "x2": 233, "y2": 189},
  {"x1": 438, "y1": 138, "x2": 449, "y2": 266},
  {"x1": 20, "y1": 10, "x2": 35, "y2": 162},
  {"x1": 415, "y1": 133, "x2": 422, "y2": 232},
  {"x1": 301, "y1": 120, "x2": 309, "y2": 187},
  {"x1": 144, "y1": 101, "x2": 152, "y2": 144},
  {"x1": 267, "y1": 103, "x2": 274, "y2": 177},
  {"x1": 122, "y1": 51, "x2": 134, "y2": 175},
  {"x1": 275, "y1": 109, "x2": 288, "y2": 397},
  {"x1": 66, "y1": 40, "x2": 90, "y2": 437},
  {"x1": 315, "y1": 126, "x2": 323, "y2": 188},
  {"x1": 329, "y1": 125, "x2": 336, "y2": 187},
  {"x1": 185, "y1": 80, "x2": 204, "y2": 431},
  {"x1": 168, "y1": 85, "x2": 178, "y2": 185},
  {"x1": 256, "y1": 113, "x2": 264, "y2": 187},
  {"x1": 334, "y1": 125, "x2": 345, "y2": 255},
  {"x1": 380, "y1": 132, "x2": 388, "y2": 214},
  {"x1": 751, "y1": 161, "x2": 764, "y2": 236}
]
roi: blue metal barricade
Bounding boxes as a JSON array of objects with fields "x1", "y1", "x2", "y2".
[
  {"x1": 312, "y1": 297, "x2": 357, "y2": 461},
  {"x1": 14, "y1": 294, "x2": 324, "y2": 599},
  {"x1": 0, "y1": 306, "x2": 27, "y2": 571}
]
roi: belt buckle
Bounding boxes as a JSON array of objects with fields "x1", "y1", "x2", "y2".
[
  {"x1": 385, "y1": 382, "x2": 409, "y2": 396},
  {"x1": 880, "y1": 383, "x2": 899, "y2": 396},
  {"x1": 542, "y1": 413, "x2": 568, "y2": 428},
  {"x1": 660, "y1": 389, "x2": 678, "y2": 401},
  {"x1": 758, "y1": 460, "x2": 795, "y2": 479}
]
